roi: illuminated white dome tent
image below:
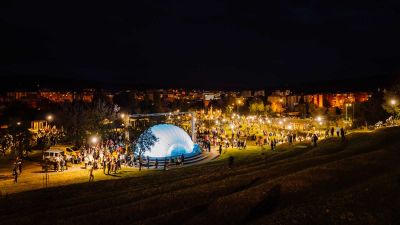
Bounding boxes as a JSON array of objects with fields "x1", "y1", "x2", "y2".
[{"x1": 137, "y1": 124, "x2": 198, "y2": 158}]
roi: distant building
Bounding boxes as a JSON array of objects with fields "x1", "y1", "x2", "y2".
[
  {"x1": 253, "y1": 90, "x2": 265, "y2": 97},
  {"x1": 29, "y1": 120, "x2": 49, "y2": 133},
  {"x1": 304, "y1": 94, "x2": 324, "y2": 108},
  {"x1": 240, "y1": 90, "x2": 252, "y2": 98}
]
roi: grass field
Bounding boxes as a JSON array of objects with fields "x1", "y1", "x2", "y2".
[{"x1": 0, "y1": 127, "x2": 400, "y2": 225}]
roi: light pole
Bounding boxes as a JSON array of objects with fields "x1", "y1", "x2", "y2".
[
  {"x1": 46, "y1": 114, "x2": 53, "y2": 130},
  {"x1": 316, "y1": 116, "x2": 323, "y2": 133},
  {"x1": 390, "y1": 99, "x2": 397, "y2": 119},
  {"x1": 345, "y1": 103, "x2": 352, "y2": 121},
  {"x1": 236, "y1": 99, "x2": 242, "y2": 114}
]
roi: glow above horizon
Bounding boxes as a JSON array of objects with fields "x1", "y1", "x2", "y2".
[{"x1": 139, "y1": 124, "x2": 195, "y2": 158}]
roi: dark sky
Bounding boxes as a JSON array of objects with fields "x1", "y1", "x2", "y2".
[{"x1": 1, "y1": 0, "x2": 400, "y2": 89}]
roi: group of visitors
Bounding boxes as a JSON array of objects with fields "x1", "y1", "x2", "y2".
[
  {"x1": 326, "y1": 127, "x2": 346, "y2": 141},
  {"x1": 198, "y1": 117, "x2": 349, "y2": 153}
]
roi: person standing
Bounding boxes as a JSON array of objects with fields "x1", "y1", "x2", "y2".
[
  {"x1": 84, "y1": 155, "x2": 88, "y2": 169},
  {"x1": 60, "y1": 158, "x2": 65, "y2": 172},
  {"x1": 64, "y1": 155, "x2": 68, "y2": 170},
  {"x1": 155, "y1": 158, "x2": 159, "y2": 169},
  {"x1": 103, "y1": 158, "x2": 107, "y2": 174},
  {"x1": 139, "y1": 155, "x2": 143, "y2": 171},
  {"x1": 56, "y1": 156, "x2": 61, "y2": 172},
  {"x1": 113, "y1": 158, "x2": 117, "y2": 174},
  {"x1": 181, "y1": 154, "x2": 184, "y2": 166},
  {"x1": 312, "y1": 134, "x2": 318, "y2": 147},
  {"x1": 287, "y1": 134, "x2": 292, "y2": 145},
  {"x1": 117, "y1": 158, "x2": 121, "y2": 171},
  {"x1": 17, "y1": 158, "x2": 22, "y2": 174},
  {"x1": 164, "y1": 158, "x2": 169, "y2": 171},
  {"x1": 330, "y1": 127, "x2": 334, "y2": 136},
  {"x1": 13, "y1": 167, "x2": 18, "y2": 183},
  {"x1": 89, "y1": 167, "x2": 94, "y2": 182},
  {"x1": 340, "y1": 128, "x2": 346, "y2": 141},
  {"x1": 107, "y1": 158, "x2": 111, "y2": 175},
  {"x1": 219, "y1": 144, "x2": 222, "y2": 155}
]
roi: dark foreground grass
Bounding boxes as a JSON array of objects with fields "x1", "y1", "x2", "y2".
[{"x1": 1, "y1": 127, "x2": 400, "y2": 225}]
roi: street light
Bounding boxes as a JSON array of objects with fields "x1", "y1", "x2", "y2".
[
  {"x1": 236, "y1": 99, "x2": 242, "y2": 113},
  {"x1": 91, "y1": 136, "x2": 99, "y2": 145},
  {"x1": 46, "y1": 114, "x2": 54, "y2": 130},
  {"x1": 389, "y1": 99, "x2": 397, "y2": 119}
]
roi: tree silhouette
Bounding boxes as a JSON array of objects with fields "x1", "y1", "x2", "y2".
[{"x1": 134, "y1": 128, "x2": 158, "y2": 171}]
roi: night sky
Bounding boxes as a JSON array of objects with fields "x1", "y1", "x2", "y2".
[{"x1": 1, "y1": 0, "x2": 400, "y2": 89}]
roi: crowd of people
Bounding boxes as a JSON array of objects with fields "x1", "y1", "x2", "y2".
[
  {"x1": 197, "y1": 117, "x2": 348, "y2": 154},
  {"x1": 43, "y1": 131, "x2": 191, "y2": 178}
]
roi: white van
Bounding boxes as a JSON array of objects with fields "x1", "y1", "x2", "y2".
[
  {"x1": 43, "y1": 149, "x2": 65, "y2": 163},
  {"x1": 49, "y1": 145, "x2": 79, "y2": 162}
]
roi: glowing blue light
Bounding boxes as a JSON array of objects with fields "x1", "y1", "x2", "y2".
[{"x1": 139, "y1": 124, "x2": 196, "y2": 158}]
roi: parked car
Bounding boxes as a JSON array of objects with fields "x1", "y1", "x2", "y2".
[
  {"x1": 43, "y1": 149, "x2": 65, "y2": 163},
  {"x1": 49, "y1": 145, "x2": 79, "y2": 163}
]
